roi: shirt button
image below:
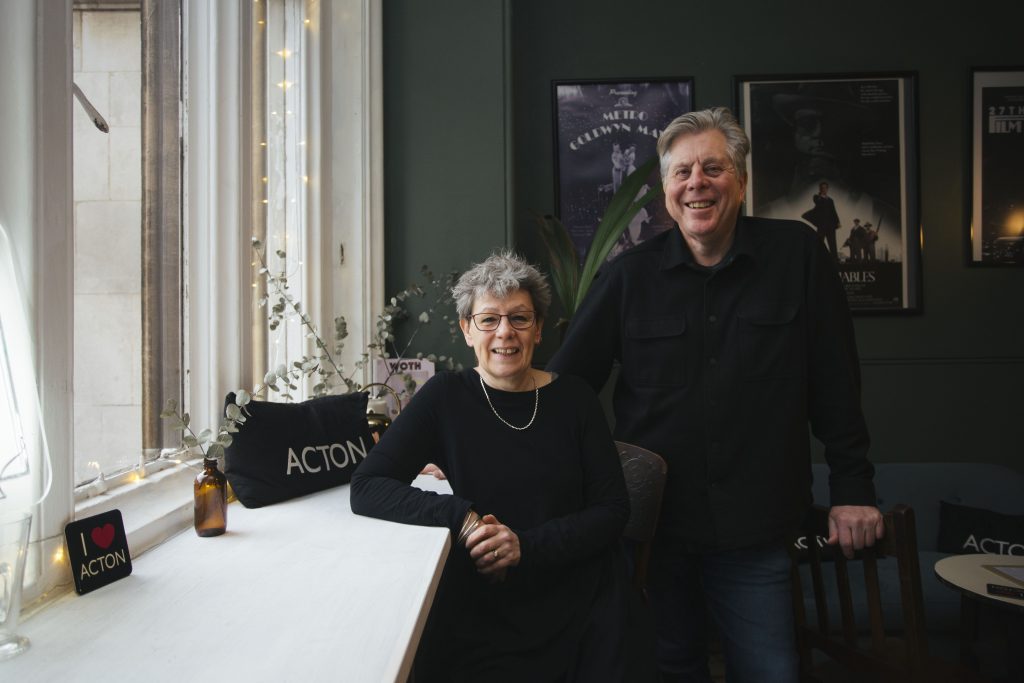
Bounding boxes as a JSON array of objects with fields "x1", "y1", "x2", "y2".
[
  {"x1": 709, "y1": 357, "x2": 718, "y2": 366},
  {"x1": 708, "y1": 314, "x2": 717, "y2": 323}
]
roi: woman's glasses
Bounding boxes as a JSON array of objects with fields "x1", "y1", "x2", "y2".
[{"x1": 468, "y1": 311, "x2": 536, "y2": 331}]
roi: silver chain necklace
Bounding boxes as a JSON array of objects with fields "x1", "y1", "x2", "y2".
[{"x1": 479, "y1": 375, "x2": 539, "y2": 431}]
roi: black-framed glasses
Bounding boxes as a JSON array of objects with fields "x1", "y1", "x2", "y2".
[{"x1": 468, "y1": 311, "x2": 537, "y2": 331}]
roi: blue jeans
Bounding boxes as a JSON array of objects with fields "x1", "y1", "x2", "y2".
[{"x1": 647, "y1": 538, "x2": 799, "y2": 683}]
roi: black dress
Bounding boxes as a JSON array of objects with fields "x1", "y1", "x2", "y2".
[{"x1": 350, "y1": 369, "x2": 631, "y2": 682}]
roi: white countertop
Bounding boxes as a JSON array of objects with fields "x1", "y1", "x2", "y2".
[{"x1": 4, "y1": 477, "x2": 452, "y2": 682}]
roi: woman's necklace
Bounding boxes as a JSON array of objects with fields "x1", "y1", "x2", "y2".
[{"x1": 479, "y1": 374, "x2": 539, "y2": 431}]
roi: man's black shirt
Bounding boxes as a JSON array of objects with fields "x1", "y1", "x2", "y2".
[{"x1": 548, "y1": 216, "x2": 876, "y2": 551}]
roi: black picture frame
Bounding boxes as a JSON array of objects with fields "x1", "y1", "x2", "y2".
[
  {"x1": 969, "y1": 67, "x2": 1024, "y2": 266},
  {"x1": 734, "y1": 72, "x2": 922, "y2": 314},
  {"x1": 551, "y1": 77, "x2": 694, "y2": 262}
]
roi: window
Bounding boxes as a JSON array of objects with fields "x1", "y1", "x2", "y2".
[
  {"x1": 72, "y1": 5, "x2": 144, "y2": 486},
  {"x1": 8, "y1": 0, "x2": 382, "y2": 609}
]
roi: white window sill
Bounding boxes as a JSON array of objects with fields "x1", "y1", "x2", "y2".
[{"x1": 74, "y1": 460, "x2": 197, "y2": 558}]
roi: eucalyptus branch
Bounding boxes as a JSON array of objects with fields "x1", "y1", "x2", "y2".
[
  {"x1": 252, "y1": 238, "x2": 345, "y2": 385},
  {"x1": 160, "y1": 243, "x2": 462, "y2": 460}
]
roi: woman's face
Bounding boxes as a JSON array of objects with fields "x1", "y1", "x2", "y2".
[{"x1": 459, "y1": 289, "x2": 542, "y2": 391}]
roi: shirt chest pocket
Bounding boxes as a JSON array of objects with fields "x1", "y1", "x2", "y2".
[
  {"x1": 738, "y1": 301, "x2": 804, "y2": 380},
  {"x1": 623, "y1": 316, "x2": 687, "y2": 387}
]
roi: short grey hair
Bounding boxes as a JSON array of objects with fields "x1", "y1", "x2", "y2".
[
  {"x1": 452, "y1": 250, "x2": 552, "y2": 321},
  {"x1": 656, "y1": 107, "x2": 750, "y2": 181}
]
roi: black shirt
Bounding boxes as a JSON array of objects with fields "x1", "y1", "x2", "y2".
[
  {"x1": 548, "y1": 216, "x2": 876, "y2": 551},
  {"x1": 350, "y1": 369, "x2": 629, "y2": 681}
]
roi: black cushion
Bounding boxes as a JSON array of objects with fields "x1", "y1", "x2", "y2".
[
  {"x1": 223, "y1": 392, "x2": 373, "y2": 508},
  {"x1": 937, "y1": 500, "x2": 1024, "y2": 556}
]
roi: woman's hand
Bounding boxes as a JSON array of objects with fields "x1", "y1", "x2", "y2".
[
  {"x1": 465, "y1": 514, "x2": 520, "y2": 578},
  {"x1": 420, "y1": 463, "x2": 447, "y2": 480}
]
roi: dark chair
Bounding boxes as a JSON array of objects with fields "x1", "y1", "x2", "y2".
[
  {"x1": 791, "y1": 504, "x2": 987, "y2": 683},
  {"x1": 616, "y1": 440, "x2": 667, "y2": 597}
]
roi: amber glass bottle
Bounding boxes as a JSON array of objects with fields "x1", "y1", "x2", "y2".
[{"x1": 194, "y1": 457, "x2": 228, "y2": 537}]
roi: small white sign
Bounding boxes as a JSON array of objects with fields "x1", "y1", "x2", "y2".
[{"x1": 372, "y1": 358, "x2": 435, "y2": 420}]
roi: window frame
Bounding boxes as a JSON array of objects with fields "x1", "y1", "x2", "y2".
[{"x1": 20, "y1": 0, "x2": 383, "y2": 610}]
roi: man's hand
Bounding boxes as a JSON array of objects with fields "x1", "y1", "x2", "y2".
[{"x1": 827, "y1": 505, "x2": 884, "y2": 559}]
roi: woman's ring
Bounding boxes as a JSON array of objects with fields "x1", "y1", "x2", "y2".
[{"x1": 492, "y1": 549, "x2": 500, "y2": 560}]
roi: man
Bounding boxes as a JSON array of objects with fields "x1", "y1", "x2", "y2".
[
  {"x1": 845, "y1": 218, "x2": 864, "y2": 262},
  {"x1": 548, "y1": 107, "x2": 882, "y2": 683},
  {"x1": 863, "y1": 222, "x2": 878, "y2": 261},
  {"x1": 801, "y1": 181, "x2": 841, "y2": 262}
]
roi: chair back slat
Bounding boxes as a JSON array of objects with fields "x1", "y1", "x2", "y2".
[
  {"x1": 862, "y1": 553, "x2": 887, "y2": 654},
  {"x1": 833, "y1": 555, "x2": 858, "y2": 645}
]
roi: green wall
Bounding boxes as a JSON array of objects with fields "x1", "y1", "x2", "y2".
[
  {"x1": 384, "y1": 0, "x2": 1024, "y2": 471},
  {"x1": 383, "y1": 0, "x2": 511, "y2": 368}
]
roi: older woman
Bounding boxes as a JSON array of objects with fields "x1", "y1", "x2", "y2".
[{"x1": 350, "y1": 251, "x2": 630, "y2": 682}]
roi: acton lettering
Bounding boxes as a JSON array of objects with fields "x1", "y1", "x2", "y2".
[
  {"x1": 79, "y1": 547, "x2": 129, "y2": 580},
  {"x1": 285, "y1": 438, "x2": 369, "y2": 475},
  {"x1": 961, "y1": 534, "x2": 1024, "y2": 555}
]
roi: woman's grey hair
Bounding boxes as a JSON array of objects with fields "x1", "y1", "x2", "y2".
[
  {"x1": 452, "y1": 250, "x2": 552, "y2": 321},
  {"x1": 656, "y1": 107, "x2": 750, "y2": 181}
]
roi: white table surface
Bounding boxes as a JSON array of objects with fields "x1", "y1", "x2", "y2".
[
  {"x1": 934, "y1": 553, "x2": 1024, "y2": 612},
  {"x1": 3, "y1": 477, "x2": 452, "y2": 682}
]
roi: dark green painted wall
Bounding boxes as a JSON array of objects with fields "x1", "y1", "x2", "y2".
[
  {"x1": 383, "y1": 0, "x2": 510, "y2": 367},
  {"x1": 384, "y1": 0, "x2": 1024, "y2": 470}
]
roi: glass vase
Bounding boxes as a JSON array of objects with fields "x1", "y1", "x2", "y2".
[{"x1": 0, "y1": 511, "x2": 31, "y2": 661}]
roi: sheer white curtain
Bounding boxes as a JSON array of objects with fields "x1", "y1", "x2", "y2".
[
  {"x1": 185, "y1": 0, "x2": 383, "y2": 421},
  {"x1": 0, "y1": 0, "x2": 74, "y2": 605}
]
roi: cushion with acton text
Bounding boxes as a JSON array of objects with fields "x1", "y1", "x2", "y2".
[
  {"x1": 936, "y1": 500, "x2": 1024, "y2": 556},
  {"x1": 223, "y1": 392, "x2": 374, "y2": 508}
]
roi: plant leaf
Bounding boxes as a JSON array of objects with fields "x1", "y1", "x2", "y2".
[{"x1": 534, "y1": 212, "x2": 580, "y2": 318}]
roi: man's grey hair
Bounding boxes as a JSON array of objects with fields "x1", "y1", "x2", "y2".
[
  {"x1": 656, "y1": 107, "x2": 750, "y2": 181},
  {"x1": 452, "y1": 250, "x2": 552, "y2": 321}
]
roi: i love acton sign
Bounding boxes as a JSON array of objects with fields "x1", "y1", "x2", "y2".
[{"x1": 64, "y1": 509, "x2": 133, "y2": 595}]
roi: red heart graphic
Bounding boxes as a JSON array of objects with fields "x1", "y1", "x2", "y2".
[{"x1": 91, "y1": 523, "x2": 115, "y2": 549}]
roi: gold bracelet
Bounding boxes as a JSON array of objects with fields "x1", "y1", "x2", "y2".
[{"x1": 457, "y1": 512, "x2": 481, "y2": 545}]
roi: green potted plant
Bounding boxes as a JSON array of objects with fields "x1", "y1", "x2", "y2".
[{"x1": 535, "y1": 157, "x2": 662, "y2": 331}]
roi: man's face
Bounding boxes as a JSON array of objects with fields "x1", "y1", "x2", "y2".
[
  {"x1": 819, "y1": 182, "x2": 829, "y2": 196},
  {"x1": 663, "y1": 130, "x2": 746, "y2": 250}
]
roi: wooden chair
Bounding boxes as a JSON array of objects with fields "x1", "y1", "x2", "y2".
[
  {"x1": 791, "y1": 504, "x2": 987, "y2": 683},
  {"x1": 615, "y1": 440, "x2": 667, "y2": 597}
]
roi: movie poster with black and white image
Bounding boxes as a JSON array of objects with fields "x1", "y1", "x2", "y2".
[
  {"x1": 553, "y1": 78, "x2": 694, "y2": 262},
  {"x1": 737, "y1": 73, "x2": 921, "y2": 312},
  {"x1": 971, "y1": 69, "x2": 1024, "y2": 266}
]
